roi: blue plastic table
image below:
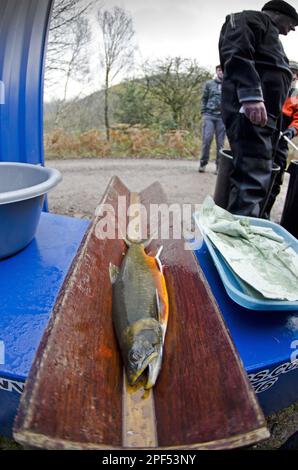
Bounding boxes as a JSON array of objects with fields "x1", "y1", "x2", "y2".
[
  {"x1": 1, "y1": 215, "x2": 298, "y2": 437},
  {"x1": 0, "y1": 213, "x2": 89, "y2": 437},
  {"x1": 195, "y1": 241, "x2": 298, "y2": 417}
]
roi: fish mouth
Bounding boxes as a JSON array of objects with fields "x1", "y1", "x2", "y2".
[
  {"x1": 145, "y1": 353, "x2": 162, "y2": 390},
  {"x1": 128, "y1": 351, "x2": 159, "y2": 386}
]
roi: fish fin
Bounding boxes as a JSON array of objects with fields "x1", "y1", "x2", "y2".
[
  {"x1": 142, "y1": 229, "x2": 159, "y2": 249},
  {"x1": 109, "y1": 262, "x2": 120, "y2": 284},
  {"x1": 143, "y1": 236, "x2": 154, "y2": 249},
  {"x1": 156, "y1": 289, "x2": 161, "y2": 321},
  {"x1": 147, "y1": 245, "x2": 163, "y2": 260},
  {"x1": 126, "y1": 235, "x2": 153, "y2": 247},
  {"x1": 124, "y1": 237, "x2": 131, "y2": 247},
  {"x1": 155, "y1": 245, "x2": 163, "y2": 273}
]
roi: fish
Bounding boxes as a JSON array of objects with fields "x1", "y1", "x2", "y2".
[{"x1": 109, "y1": 241, "x2": 169, "y2": 389}]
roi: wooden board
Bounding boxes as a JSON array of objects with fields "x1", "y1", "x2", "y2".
[{"x1": 13, "y1": 177, "x2": 269, "y2": 449}]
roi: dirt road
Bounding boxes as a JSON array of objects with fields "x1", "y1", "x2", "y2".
[{"x1": 47, "y1": 158, "x2": 288, "y2": 222}]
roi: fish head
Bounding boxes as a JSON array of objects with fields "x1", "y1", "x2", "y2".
[{"x1": 122, "y1": 319, "x2": 163, "y2": 387}]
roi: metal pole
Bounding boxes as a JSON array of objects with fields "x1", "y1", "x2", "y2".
[{"x1": 280, "y1": 132, "x2": 298, "y2": 153}]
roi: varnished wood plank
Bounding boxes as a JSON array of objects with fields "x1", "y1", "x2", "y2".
[
  {"x1": 122, "y1": 373, "x2": 157, "y2": 448},
  {"x1": 14, "y1": 176, "x2": 130, "y2": 449},
  {"x1": 122, "y1": 192, "x2": 158, "y2": 448},
  {"x1": 14, "y1": 178, "x2": 269, "y2": 450},
  {"x1": 139, "y1": 182, "x2": 268, "y2": 449}
]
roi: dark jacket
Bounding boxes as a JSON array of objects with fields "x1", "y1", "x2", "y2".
[
  {"x1": 201, "y1": 78, "x2": 222, "y2": 115},
  {"x1": 219, "y1": 10, "x2": 292, "y2": 120}
]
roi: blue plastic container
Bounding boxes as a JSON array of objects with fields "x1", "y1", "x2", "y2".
[
  {"x1": 0, "y1": 162, "x2": 61, "y2": 259},
  {"x1": 193, "y1": 212, "x2": 298, "y2": 311}
]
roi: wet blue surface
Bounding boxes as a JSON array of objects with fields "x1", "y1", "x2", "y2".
[
  {"x1": 1, "y1": 220, "x2": 297, "y2": 437},
  {"x1": 195, "y1": 240, "x2": 298, "y2": 372},
  {"x1": 0, "y1": 212, "x2": 89, "y2": 380},
  {"x1": 0, "y1": 212, "x2": 89, "y2": 436},
  {"x1": 195, "y1": 239, "x2": 298, "y2": 415}
]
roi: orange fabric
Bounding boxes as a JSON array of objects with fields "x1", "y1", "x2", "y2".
[{"x1": 282, "y1": 91, "x2": 298, "y2": 133}]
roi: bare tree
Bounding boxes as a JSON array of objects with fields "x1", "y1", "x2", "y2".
[
  {"x1": 143, "y1": 57, "x2": 211, "y2": 130},
  {"x1": 46, "y1": 1, "x2": 93, "y2": 71},
  {"x1": 45, "y1": 0, "x2": 95, "y2": 99},
  {"x1": 50, "y1": 0, "x2": 92, "y2": 30},
  {"x1": 96, "y1": 6, "x2": 136, "y2": 140},
  {"x1": 53, "y1": 16, "x2": 91, "y2": 126}
]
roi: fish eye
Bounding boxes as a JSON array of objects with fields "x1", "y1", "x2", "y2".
[{"x1": 129, "y1": 348, "x2": 142, "y2": 364}]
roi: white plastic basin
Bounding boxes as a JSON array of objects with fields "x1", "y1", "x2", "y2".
[{"x1": 0, "y1": 162, "x2": 62, "y2": 259}]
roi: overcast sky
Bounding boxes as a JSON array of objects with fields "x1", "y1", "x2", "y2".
[
  {"x1": 112, "y1": 0, "x2": 298, "y2": 66},
  {"x1": 45, "y1": 0, "x2": 298, "y2": 100}
]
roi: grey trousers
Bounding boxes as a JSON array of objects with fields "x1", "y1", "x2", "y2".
[{"x1": 200, "y1": 114, "x2": 226, "y2": 167}]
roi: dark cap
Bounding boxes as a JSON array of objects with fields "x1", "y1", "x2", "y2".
[{"x1": 262, "y1": 1, "x2": 298, "y2": 25}]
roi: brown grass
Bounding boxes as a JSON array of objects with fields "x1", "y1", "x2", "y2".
[{"x1": 44, "y1": 126, "x2": 201, "y2": 160}]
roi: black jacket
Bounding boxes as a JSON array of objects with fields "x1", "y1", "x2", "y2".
[{"x1": 219, "y1": 10, "x2": 292, "y2": 119}]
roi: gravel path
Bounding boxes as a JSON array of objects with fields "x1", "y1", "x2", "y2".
[{"x1": 47, "y1": 158, "x2": 288, "y2": 222}]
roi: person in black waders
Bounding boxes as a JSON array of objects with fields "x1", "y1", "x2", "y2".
[
  {"x1": 262, "y1": 60, "x2": 298, "y2": 218},
  {"x1": 219, "y1": 0, "x2": 298, "y2": 217}
]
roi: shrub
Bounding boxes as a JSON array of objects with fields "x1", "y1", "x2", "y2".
[{"x1": 44, "y1": 125, "x2": 204, "y2": 160}]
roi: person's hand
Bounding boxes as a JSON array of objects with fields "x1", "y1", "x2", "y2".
[
  {"x1": 242, "y1": 101, "x2": 268, "y2": 127},
  {"x1": 282, "y1": 127, "x2": 297, "y2": 140}
]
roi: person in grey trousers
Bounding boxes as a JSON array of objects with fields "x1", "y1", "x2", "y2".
[{"x1": 199, "y1": 65, "x2": 226, "y2": 174}]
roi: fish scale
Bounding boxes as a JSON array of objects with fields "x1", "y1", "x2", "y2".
[
  {"x1": 123, "y1": 248, "x2": 157, "y2": 321},
  {"x1": 110, "y1": 242, "x2": 168, "y2": 388}
]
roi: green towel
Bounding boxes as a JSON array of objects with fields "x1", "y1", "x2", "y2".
[{"x1": 199, "y1": 197, "x2": 298, "y2": 301}]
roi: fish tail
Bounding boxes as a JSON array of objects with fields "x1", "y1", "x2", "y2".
[{"x1": 119, "y1": 223, "x2": 151, "y2": 246}]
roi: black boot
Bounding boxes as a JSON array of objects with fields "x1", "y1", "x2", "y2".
[{"x1": 225, "y1": 114, "x2": 274, "y2": 217}]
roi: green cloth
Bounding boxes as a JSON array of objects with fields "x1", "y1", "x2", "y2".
[{"x1": 199, "y1": 197, "x2": 298, "y2": 301}]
